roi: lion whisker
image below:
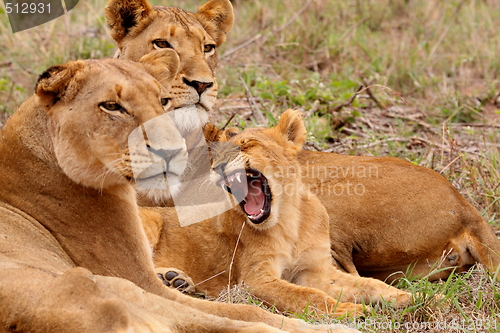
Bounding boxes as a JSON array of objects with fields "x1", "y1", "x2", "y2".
[
  {"x1": 199, "y1": 176, "x2": 215, "y2": 193},
  {"x1": 94, "y1": 158, "x2": 126, "y2": 193}
]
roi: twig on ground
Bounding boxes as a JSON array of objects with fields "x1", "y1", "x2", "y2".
[
  {"x1": 304, "y1": 141, "x2": 323, "y2": 151},
  {"x1": 238, "y1": 74, "x2": 267, "y2": 125},
  {"x1": 362, "y1": 78, "x2": 385, "y2": 110},
  {"x1": 218, "y1": 105, "x2": 252, "y2": 112},
  {"x1": 428, "y1": 0, "x2": 466, "y2": 59},
  {"x1": 273, "y1": 0, "x2": 313, "y2": 34},
  {"x1": 332, "y1": 85, "x2": 364, "y2": 113},
  {"x1": 450, "y1": 123, "x2": 500, "y2": 129},
  {"x1": 353, "y1": 137, "x2": 409, "y2": 149},
  {"x1": 222, "y1": 0, "x2": 313, "y2": 59},
  {"x1": 340, "y1": 127, "x2": 369, "y2": 138},
  {"x1": 221, "y1": 112, "x2": 238, "y2": 130},
  {"x1": 384, "y1": 112, "x2": 434, "y2": 131},
  {"x1": 439, "y1": 155, "x2": 461, "y2": 174},
  {"x1": 222, "y1": 33, "x2": 264, "y2": 59}
]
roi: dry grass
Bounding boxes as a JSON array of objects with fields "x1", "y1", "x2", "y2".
[{"x1": 1, "y1": 0, "x2": 499, "y2": 331}]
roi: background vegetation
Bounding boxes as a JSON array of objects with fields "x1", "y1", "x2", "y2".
[{"x1": 1, "y1": 0, "x2": 499, "y2": 331}]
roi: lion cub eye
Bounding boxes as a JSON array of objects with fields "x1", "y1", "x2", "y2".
[
  {"x1": 204, "y1": 44, "x2": 215, "y2": 53},
  {"x1": 153, "y1": 40, "x2": 173, "y2": 49},
  {"x1": 99, "y1": 101, "x2": 126, "y2": 113}
]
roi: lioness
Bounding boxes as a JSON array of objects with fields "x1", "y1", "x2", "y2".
[
  {"x1": 0, "y1": 54, "x2": 355, "y2": 333},
  {"x1": 106, "y1": 0, "x2": 230, "y2": 137},
  {"x1": 141, "y1": 109, "x2": 411, "y2": 315},
  {"x1": 106, "y1": 0, "x2": 500, "y2": 282}
]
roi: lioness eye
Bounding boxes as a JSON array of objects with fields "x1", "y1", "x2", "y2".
[
  {"x1": 204, "y1": 44, "x2": 215, "y2": 53},
  {"x1": 153, "y1": 40, "x2": 173, "y2": 49},
  {"x1": 99, "y1": 101, "x2": 125, "y2": 113},
  {"x1": 160, "y1": 97, "x2": 171, "y2": 106}
]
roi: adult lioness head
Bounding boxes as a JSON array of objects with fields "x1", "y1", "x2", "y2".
[
  {"x1": 105, "y1": 0, "x2": 233, "y2": 131},
  {"x1": 35, "y1": 50, "x2": 188, "y2": 200},
  {"x1": 211, "y1": 109, "x2": 307, "y2": 230}
]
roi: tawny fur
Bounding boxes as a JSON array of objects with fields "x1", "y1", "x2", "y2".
[
  {"x1": 111, "y1": 0, "x2": 500, "y2": 281},
  {"x1": 297, "y1": 151, "x2": 500, "y2": 281},
  {"x1": 105, "y1": 0, "x2": 234, "y2": 133},
  {"x1": 142, "y1": 110, "x2": 410, "y2": 315},
  {"x1": 0, "y1": 57, "x2": 350, "y2": 333}
]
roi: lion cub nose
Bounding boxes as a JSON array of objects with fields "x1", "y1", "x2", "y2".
[
  {"x1": 212, "y1": 161, "x2": 228, "y2": 177},
  {"x1": 183, "y1": 77, "x2": 213, "y2": 96}
]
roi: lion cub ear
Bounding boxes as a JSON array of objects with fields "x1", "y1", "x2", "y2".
[
  {"x1": 35, "y1": 61, "x2": 86, "y2": 108},
  {"x1": 221, "y1": 127, "x2": 240, "y2": 141},
  {"x1": 196, "y1": 0, "x2": 234, "y2": 47},
  {"x1": 139, "y1": 49, "x2": 180, "y2": 86},
  {"x1": 105, "y1": 0, "x2": 153, "y2": 44},
  {"x1": 274, "y1": 109, "x2": 307, "y2": 150}
]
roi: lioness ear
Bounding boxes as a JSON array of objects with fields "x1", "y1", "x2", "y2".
[
  {"x1": 139, "y1": 49, "x2": 180, "y2": 86},
  {"x1": 274, "y1": 109, "x2": 307, "y2": 149},
  {"x1": 35, "y1": 61, "x2": 86, "y2": 108},
  {"x1": 195, "y1": 0, "x2": 234, "y2": 46},
  {"x1": 105, "y1": 0, "x2": 153, "y2": 44}
]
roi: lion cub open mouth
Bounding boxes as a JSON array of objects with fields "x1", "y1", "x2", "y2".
[{"x1": 216, "y1": 168, "x2": 271, "y2": 224}]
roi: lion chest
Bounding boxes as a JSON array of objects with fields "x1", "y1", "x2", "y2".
[{"x1": 240, "y1": 221, "x2": 314, "y2": 281}]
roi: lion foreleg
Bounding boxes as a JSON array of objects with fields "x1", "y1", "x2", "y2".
[
  {"x1": 237, "y1": 262, "x2": 366, "y2": 317},
  {"x1": 322, "y1": 266, "x2": 411, "y2": 307},
  {"x1": 292, "y1": 246, "x2": 410, "y2": 308}
]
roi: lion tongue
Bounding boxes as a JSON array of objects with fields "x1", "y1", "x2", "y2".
[{"x1": 244, "y1": 178, "x2": 264, "y2": 216}]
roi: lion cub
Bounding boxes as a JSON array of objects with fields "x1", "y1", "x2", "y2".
[{"x1": 144, "y1": 109, "x2": 410, "y2": 315}]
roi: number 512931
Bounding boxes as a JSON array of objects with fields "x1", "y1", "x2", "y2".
[{"x1": 5, "y1": 2, "x2": 51, "y2": 14}]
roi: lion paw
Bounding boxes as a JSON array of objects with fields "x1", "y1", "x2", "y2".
[
  {"x1": 372, "y1": 289, "x2": 412, "y2": 308},
  {"x1": 330, "y1": 302, "x2": 369, "y2": 318},
  {"x1": 156, "y1": 267, "x2": 195, "y2": 295},
  {"x1": 397, "y1": 291, "x2": 413, "y2": 306}
]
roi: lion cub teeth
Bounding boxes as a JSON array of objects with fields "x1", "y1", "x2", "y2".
[{"x1": 218, "y1": 172, "x2": 244, "y2": 188}]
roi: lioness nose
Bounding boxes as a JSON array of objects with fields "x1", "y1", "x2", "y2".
[{"x1": 183, "y1": 78, "x2": 213, "y2": 96}]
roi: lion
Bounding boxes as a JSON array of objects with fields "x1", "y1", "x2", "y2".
[
  {"x1": 0, "y1": 54, "x2": 359, "y2": 333},
  {"x1": 105, "y1": 0, "x2": 230, "y2": 139},
  {"x1": 140, "y1": 109, "x2": 411, "y2": 315},
  {"x1": 106, "y1": 0, "x2": 500, "y2": 282},
  {"x1": 298, "y1": 151, "x2": 500, "y2": 281}
]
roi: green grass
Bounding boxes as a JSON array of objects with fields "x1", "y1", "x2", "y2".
[
  {"x1": 219, "y1": 267, "x2": 499, "y2": 333},
  {"x1": 1, "y1": 0, "x2": 499, "y2": 331}
]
